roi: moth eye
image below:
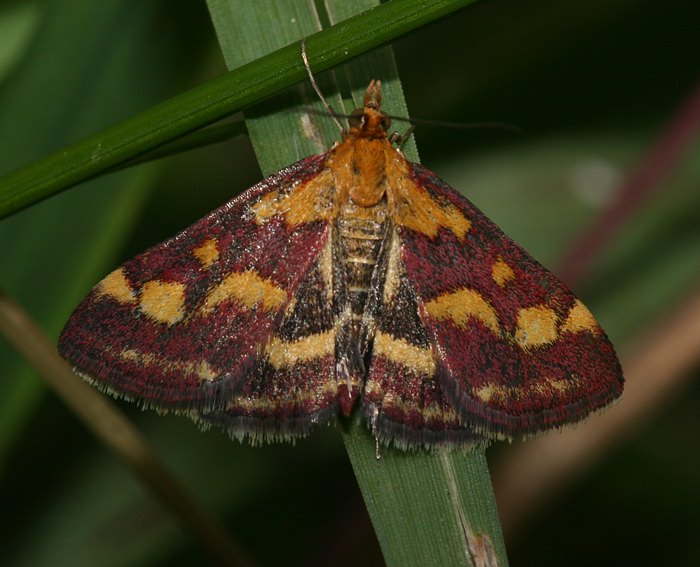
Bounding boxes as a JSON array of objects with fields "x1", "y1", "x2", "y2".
[
  {"x1": 348, "y1": 108, "x2": 364, "y2": 128},
  {"x1": 379, "y1": 114, "x2": 391, "y2": 132}
]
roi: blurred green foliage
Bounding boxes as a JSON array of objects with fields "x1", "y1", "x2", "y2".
[{"x1": 0, "y1": 0, "x2": 698, "y2": 566}]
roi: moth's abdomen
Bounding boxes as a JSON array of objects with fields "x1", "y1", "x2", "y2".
[
  {"x1": 332, "y1": 198, "x2": 388, "y2": 416},
  {"x1": 336, "y1": 199, "x2": 388, "y2": 323}
]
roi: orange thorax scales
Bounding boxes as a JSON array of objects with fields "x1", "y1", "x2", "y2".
[{"x1": 251, "y1": 109, "x2": 471, "y2": 241}]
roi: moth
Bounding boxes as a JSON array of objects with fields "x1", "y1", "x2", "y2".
[{"x1": 59, "y1": 80, "x2": 623, "y2": 450}]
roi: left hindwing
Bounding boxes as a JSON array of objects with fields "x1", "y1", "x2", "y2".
[{"x1": 392, "y1": 163, "x2": 624, "y2": 439}]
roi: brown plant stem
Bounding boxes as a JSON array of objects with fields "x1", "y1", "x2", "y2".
[
  {"x1": 0, "y1": 288, "x2": 256, "y2": 567},
  {"x1": 557, "y1": 80, "x2": 700, "y2": 287},
  {"x1": 492, "y1": 286, "x2": 700, "y2": 536}
]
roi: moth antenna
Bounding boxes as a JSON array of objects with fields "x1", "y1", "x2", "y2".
[
  {"x1": 300, "y1": 38, "x2": 344, "y2": 132},
  {"x1": 387, "y1": 114, "x2": 522, "y2": 134}
]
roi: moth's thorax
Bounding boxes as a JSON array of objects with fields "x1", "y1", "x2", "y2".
[
  {"x1": 327, "y1": 123, "x2": 400, "y2": 321},
  {"x1": 329, "y1": 135, "x2": 402, "y2": 208}
]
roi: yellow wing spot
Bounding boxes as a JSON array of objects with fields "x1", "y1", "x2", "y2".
[
  {"x1": 252, "y1": 170, "x2": 336, "y2": 226},
  {"x1": 139, "y1": 280, "x2": 187, "y2": 325},
  {"x1": 193, "y1": 361, "x2": 219, "y2": 381},
  {"x1": 549, "y1": 378, "x2": 574, "y2": 392},
  {"x1": 475, "y1": 384, "x2": 504, "y2": 403},
  {"x1": 475, "y1": 378, "x2": 573, "y2": 403},
  {"x1": 441, "y1": 202, "x2": 472, "y2": 240},
  {"x1": 201, "y1": 270, "x2": 287, "y2": 314},
  {"x1": 417, "y1": 402, "x2": 461, "y2": 423},
  {"x1": 491, "y1": 257, "x2": 515, "y2": 287},
  {"x1": 561, "y1": 300, "x2": 599, "y2": 334},
  {"x1": 390, "y1": 176, "x2": 471, "y2": 240},
  {"x1": 265, "y1": 331, "x2": 335, "y2": 369},
  {"x1": 230, "y1": 380, "x2": 340, "y2": 413},
  {"x1": 192, "y1": 238, "x2": 219, "y2": 269},
  {"x1": 121, "y1": 349, "x2": 154, "y2": 364},
  {"x1": 373, "y1": 331, "x2": 436, "y2": 377},
  {"x1": 386, "y1": 397, "x2": 459, "y2": 423},
  {"x1": 425, "y1": 288, "x2": 500, "y2": 335},
  {"x1": 514, "y1": 305, "x2": 559, "y2": 349},
  {"x1": 251, "y1": 190, "x2": 280, "y2": 222},
  {"x1": 365, "y1": 376, "x2": 461, "y2": 425},
  {"x1": 120, "y1": 349, "x2": 219, "y2": 381},
  {"x1": 95, "y1": 268, "x2": 136, "y2": 304}
]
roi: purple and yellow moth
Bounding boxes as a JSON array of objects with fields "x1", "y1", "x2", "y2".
[{"x1": 59, "y1": 80, "x2": 623, "y2": 450}]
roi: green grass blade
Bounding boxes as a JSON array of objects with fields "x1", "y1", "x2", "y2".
[
  {"x1": 207, "y1": 1, "x2": 508, "y2": 565},
  {"x1": 344, "y1": 423, "x2": 507, "y2": 566}
]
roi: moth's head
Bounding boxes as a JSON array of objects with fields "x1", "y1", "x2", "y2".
[{"x1": 347, "y1": 79, "x2": 391, "y2": 139}]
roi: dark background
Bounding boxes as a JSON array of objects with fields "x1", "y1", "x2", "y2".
[{"x1": 0, "y1": 0, "x2": 698, "y2": 565}]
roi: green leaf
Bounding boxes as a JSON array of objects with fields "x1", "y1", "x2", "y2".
[
  {"x1": 0, "y1": 1, "x2": 41, "y2": 83},
  {"x1": 207, "y1": 1, "x2": 507, "y2": 565},
  {"x1": 0, "y1": 0, "x2": 167, "y2": 473},
  {"x1": 0, "y1": 1, "x2": 219, "y2": 564}
]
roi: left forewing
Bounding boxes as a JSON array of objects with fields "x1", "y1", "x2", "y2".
[{"x1": 58, "y1": 155, "x2": 334, "y2": 417}]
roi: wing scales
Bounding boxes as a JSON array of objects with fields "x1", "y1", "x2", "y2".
[
  {"x1": 393, "y1": 163, "x2": 623, "y2": 438},
  {"x1": 59, "y1": 155, "x2": 331, "y2": 414}
]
